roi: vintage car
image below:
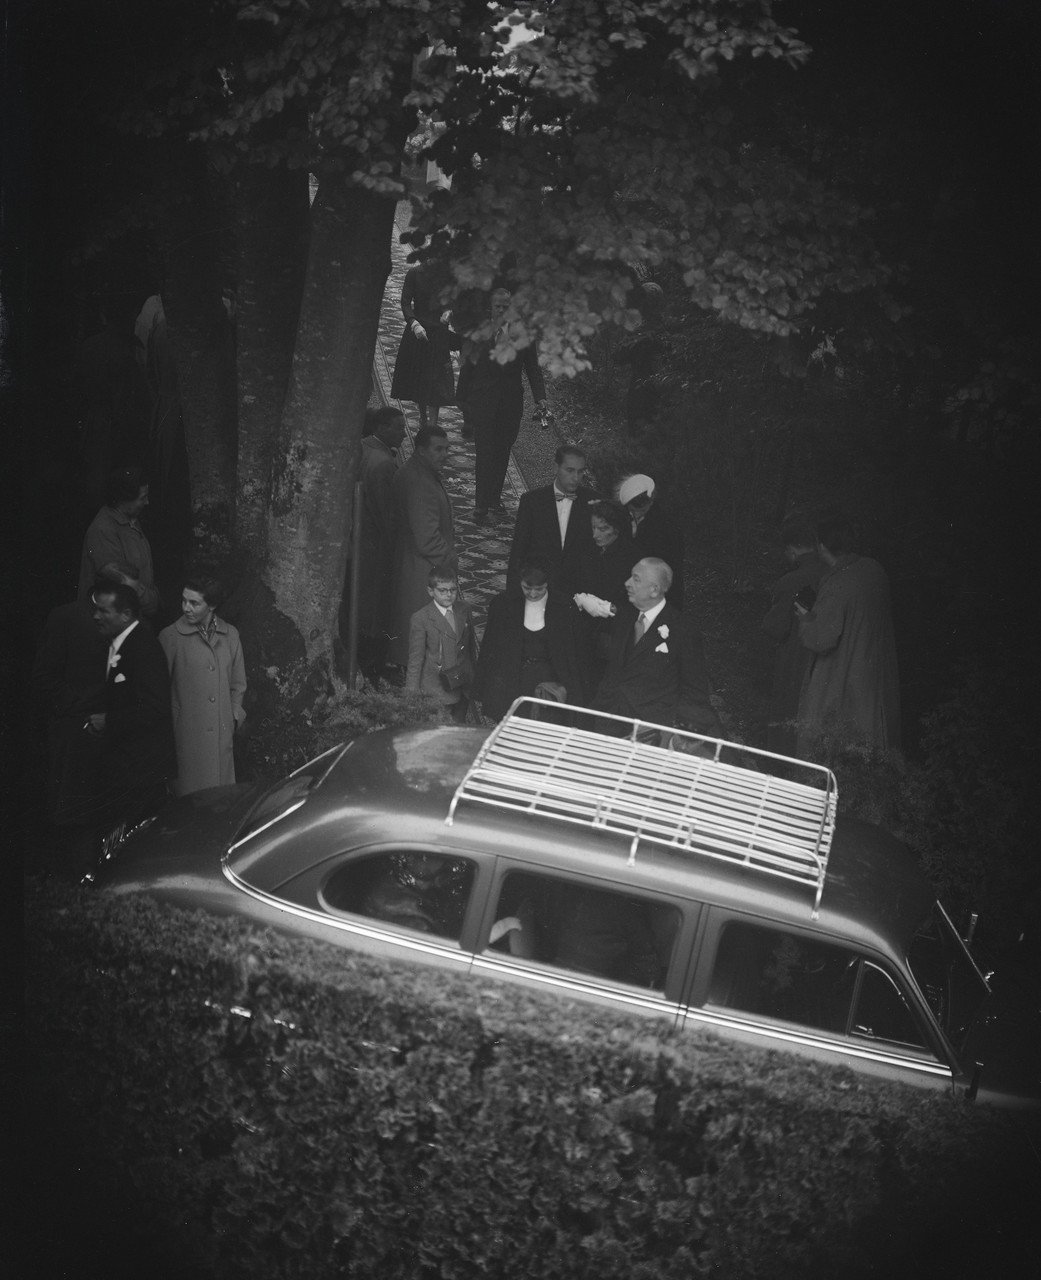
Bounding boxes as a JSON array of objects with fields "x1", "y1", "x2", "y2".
[{"x1": 94, "y1": 699, "x2": 1040, "y2": 1108}]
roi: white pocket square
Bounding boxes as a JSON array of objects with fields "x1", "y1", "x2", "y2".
[
  {"x1": 114, "y1": 672, "x2": 127, "y2": 683},
  {"x1": 655, "y1": 643, "x2": 669, "y2": 654}
]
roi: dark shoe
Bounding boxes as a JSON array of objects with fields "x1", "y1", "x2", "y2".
[{"x1": 472, "y1": 507, "x2": 489, "y2": 524}]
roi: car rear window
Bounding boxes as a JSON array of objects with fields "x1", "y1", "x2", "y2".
[
  {"x1": 323, "y1": 851, "x2": 476, "y2": 943},
  {"x1": 232, "y1": 742, "x2": 350, "y2": 848}
]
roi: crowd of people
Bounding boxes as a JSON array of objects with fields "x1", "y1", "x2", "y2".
[
  {"x1": 32, "y1": 465, "x2": 247, "y2": 878},
  {"x1": 30, "y1": 274, "x2": 902, "y2": 882}
]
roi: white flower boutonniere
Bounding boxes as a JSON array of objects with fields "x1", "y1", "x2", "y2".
[
  {"x1": 658, "y1": 624, "x2": 670, "y2": 640},
  {"x1": 655, "y1": 642, "x2": 669, "y2": 654}
]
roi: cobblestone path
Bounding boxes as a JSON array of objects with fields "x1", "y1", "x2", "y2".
[{"x1": 370, "y1": 206, "x2": 533, "y2": 638}]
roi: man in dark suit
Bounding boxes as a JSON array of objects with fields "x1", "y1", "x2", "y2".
[
  {"x1": 456, "y1": 288, "x2": 549, "y2": 522},
  {"x1": 507, "y1": 445, "x2": 598, "y2": 594},
  {"x1": 592, "y1": 558, "x2": 722, "y2": 737},
  {"x1": 89, "y1": 582, "x2": 175, "y2": 842}
]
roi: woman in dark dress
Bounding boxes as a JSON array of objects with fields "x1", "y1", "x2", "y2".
[
  {"x1": 390, "y1": 262, "x2": 456, "y2": 428},
  {"x1": 472, "y1": 557, "x2": 587, "y2": 721},
  {"x1": 573, "y1": 499, "x2": 639, "y2": 688}
]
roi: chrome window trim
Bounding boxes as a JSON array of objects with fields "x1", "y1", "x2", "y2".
[
  {"x1": 222, "y1": 863, "x2": 472, "y2": 966},
  {"x1": 226, "y1": 798, "x2": 308, "y2": 854},
  {"x1": 471, "y1": 953, "x2": 680, "y2": 1016},
  {"x1": 687, "y1": 1005, "x2": 953, "y2": 1077},
  {"x1": 229, "y1": 742, "x2": 354, "y2": 854},
  {"x1": 288, "y1": 740, "x2": 353, "y2": 784}
]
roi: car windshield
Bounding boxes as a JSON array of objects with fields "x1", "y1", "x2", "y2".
[
  {"x1": 907, "y1": 903, "x2": 990, "y2": 1052},
  {"x1": 230, "y1": 742, "x2": 350, "y2": 849}
]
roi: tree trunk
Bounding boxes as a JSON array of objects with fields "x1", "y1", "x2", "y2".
[
  {"x1": 233, "y1": 160, "x2": 310, "y2": 558},
  {"x1": 264, "y1": 173, "x2": 395, "y2": 676},
  {"x1": 158, "y1": 143, "x2": 237, "y2": 523}
]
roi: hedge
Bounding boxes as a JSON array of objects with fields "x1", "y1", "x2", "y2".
[{"x1": 23, "y1": 878, "x2": 1039, "y2": 1280}]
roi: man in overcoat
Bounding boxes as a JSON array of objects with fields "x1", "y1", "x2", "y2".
[
  {"x1": 78, "y1": 466, "x2": 160, "y2": 618},
  {"x1": 388, "y1": 426, "x2": 456, "y2": 667},
  {"x1": 795, "y1": 516, "x2": 900, "y2": 756},
  {"x1": 89, "y1": 582, "x2": 175, "y2": 840},
  {"x1": 761, "y1": 517, "x2": 827, "y2": 755},
  {"x1": 351, "y1": 407, "x2": 405, "y2": 675},
  {"x1": 507, "y1": 445, "x2": 598, "y2": 594},
  {"x1": 592, "y1": 558, "x2": 722, "y2": 737}
]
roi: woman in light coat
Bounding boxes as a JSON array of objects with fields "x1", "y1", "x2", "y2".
[{"x1": 159, "y1": 576, "x2": 246, "y2": 795}]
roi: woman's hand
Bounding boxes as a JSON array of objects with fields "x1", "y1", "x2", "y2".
[{"x1": 411, "y1": 320, "x2": 428, "y2": 341}]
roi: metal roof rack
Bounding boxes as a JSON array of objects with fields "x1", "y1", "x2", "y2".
[{"x1": 447, "y1": 698, "x2": 838, "y2": 917}]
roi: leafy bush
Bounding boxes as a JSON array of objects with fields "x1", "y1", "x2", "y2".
[
  {"x1": 796, "y1": 662, "x2": 1038, "y2": 948},
  {"x1": 24, "y1": 879, "x2": 1038, "y2": 1280},
  {"x1": 244, "y1": 677, "x2": 450, "y2": 782}
]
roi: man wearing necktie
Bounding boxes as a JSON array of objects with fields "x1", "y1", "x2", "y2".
[
  {"x1": 592, "y1": 558, "x2": 722, "y2": 737},
  {"x1": 507, "y1": 445, "x2": 599, "y2": 594}
]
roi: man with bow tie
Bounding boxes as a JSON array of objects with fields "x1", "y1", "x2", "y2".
[
  {"x1": 507, "y1": 444, "x2": 598, "y2": 594},
  {"x1": 456, "y1": 287, "x2": 549, "y2": 523},
  {"x1": 591, "y1": 558, "x2": 722, "y2": 737},
  {"x1": 89, "y1": 582, "x2": 175, "y2": 846}
]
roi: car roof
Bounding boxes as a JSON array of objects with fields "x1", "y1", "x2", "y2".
[{"x1": 229, "y1": 722, "x2": 935, "y2": 961}]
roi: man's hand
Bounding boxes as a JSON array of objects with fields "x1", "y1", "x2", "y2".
[{"x1": 86, "y1": 712, "x2": 106, "y2": 735}]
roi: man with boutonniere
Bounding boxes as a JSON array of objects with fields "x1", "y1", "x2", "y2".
[
  {"x1": 591, "y1": 557, "x2": 722, "y2": 739},
  {"x1": 88, "y1": 582, "x2": 175, "y2": 853}
]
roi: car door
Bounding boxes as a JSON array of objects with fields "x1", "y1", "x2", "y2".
[
  {"x1": 681, "y1": 910, "x2": 956, "y2": 1092},
  {"x1": 468, "y1": 859, "x2": 698, "y2": 1027}
]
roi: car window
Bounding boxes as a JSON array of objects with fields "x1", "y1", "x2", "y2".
[
  {"x1": 322, "y1": 851, "x2": 476, "y2": 943},
  {"x1": 486, "y1": 870, "x2": 681, "y2": 992},
  {"x1": 851, "y1": 962, "x2": 926, "y2": 1048},
  {"x1": 706, "y1": 920, "x2": 926, "y2": 1049}
]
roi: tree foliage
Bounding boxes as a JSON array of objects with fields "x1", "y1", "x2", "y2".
[{"x1": 116, "y1": 0, "x2": 892, "y2": 375}]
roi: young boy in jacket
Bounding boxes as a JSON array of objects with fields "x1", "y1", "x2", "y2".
[{"x1": 406, "y1": 566, "x2": 476, "y2": 722}]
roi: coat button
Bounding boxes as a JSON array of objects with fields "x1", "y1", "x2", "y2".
[
  {"x1": 208, "y1": 665, "x2": 215, "y2": 671},
  {"x1": 209, "y1": 695, "x2": 216, "y2": 702}
]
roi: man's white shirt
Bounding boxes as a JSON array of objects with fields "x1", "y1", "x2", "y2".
[{"x1": 107, "y1": 619, "x2": 140, "y2": 673}]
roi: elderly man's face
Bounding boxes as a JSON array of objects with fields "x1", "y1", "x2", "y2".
[{"x1": 625, "y1": 559, "x2": 664, "y2": 613}]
